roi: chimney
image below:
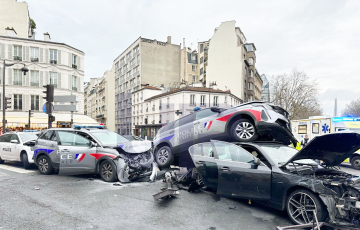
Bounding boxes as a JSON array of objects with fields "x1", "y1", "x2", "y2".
[
  {"x1": 167, "y1": 36, "x2": 171, "y2": 44},
  {"x1": 214, "y1": 27, "x2": 218, "y2": 34},
  {"x1": 183, "y1": 38, "x2": 185, "y2": 49},
  {"x1": 5, "y1": 27, "x2": 17, "y2": 37},
  {"x1": 44, "y1": 32, "x2": 51, "y2": 41}
]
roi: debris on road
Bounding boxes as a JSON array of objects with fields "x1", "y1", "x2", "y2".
[
  {"x1": 113, "y1": 183, "x2": 122, "y2": 186},
  {"x1": 153, "y1": 172, "x2": 179, "y2": 201},
  {"x1": 88, "y1": 178, "x2": 94, "y2": 181},
  {"x1": 35, "y1": 187, "x2": 40, "y2": 190}
]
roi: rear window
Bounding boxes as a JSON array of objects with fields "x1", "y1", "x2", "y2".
[{"x1": 160, "y1": 122, "x2": 174, "y2": 133}]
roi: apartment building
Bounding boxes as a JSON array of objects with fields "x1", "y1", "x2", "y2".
[
  {"x1": 180, "y1": 38, "x2": 199, "y2": 84},
  {"x1": 202, "y1": 21, "x2": 260, "y2": 102},
  {"x1": 254, "y1": 71, "x2": 263, "y2": 101},
  {"x1": 132, "y1": 85, "x2": 242, "y2": 139},
  {"x1": 84, "y1": 70, "x2": 115, "y2": 131},
  {"x1": 113, "y1": 36, "x2": 181, "y2": 135}
]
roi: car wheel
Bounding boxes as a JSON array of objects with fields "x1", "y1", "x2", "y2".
[
  {"x1": 21, "y1": 153, "x2": 31, "y2": 169},
  {"x1": 0, "y1": 156, "x2": 4, "y2": 164},
  {"x1": 99, "y1": 160, "x2": 117, "y2": 182},
  {"x1": 155, "y1": 146, "x2": 174, "y2": 169},
  {"x1": 286, "y1": 189, "x2": 327, "y2": 225},
  {"x1": 37, "y1": 155, "x2": 54, "y2": 175},
  {"x1": 351, "y1": 156, "x2": 360, "y2": 170},
  {"x1": 230, "y1": 119, "x2": 259, "y2": 142}
]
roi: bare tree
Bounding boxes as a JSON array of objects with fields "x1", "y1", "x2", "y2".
[
  {"x1": 270, "y1": 69, "x2": 322, "y2": 120},
  {"x1": 342, "y1": 98, "x2": 360, "y2": 117}
]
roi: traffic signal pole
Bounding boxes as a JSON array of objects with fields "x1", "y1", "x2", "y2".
[{"x1": 2, "y1": 60, "x2": 5, "y2": 134}]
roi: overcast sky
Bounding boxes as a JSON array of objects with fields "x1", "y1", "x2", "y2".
[{"x1": 25, "y1": 0, "x2": 360, "y2": 116}]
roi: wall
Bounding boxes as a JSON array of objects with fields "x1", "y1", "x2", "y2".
[
  {"x1": 105, "y1": 69, "x2": 115, "y2": 131},
  {"x1": 0, "y1": 0, "x2": 30, "y2": 38}
]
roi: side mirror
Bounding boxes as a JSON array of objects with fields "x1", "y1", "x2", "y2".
[
  {"x1": 91, "y1": 141, "x2": 98, "y2": 148},
  {"x1": 210, "y1": 107, "x2": 225, "y2": 113},
  {"x1": 11, "y1": 140, "x2": 19, "y2": 144}
]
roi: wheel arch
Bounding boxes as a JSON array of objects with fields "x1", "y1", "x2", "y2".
[
  {"x1": 96, "y1": 156, "x2": 116, "y2": 173},
  {"x1": 349, "y1": 152, "x2": 360, "y2": 162},
  {"x1": 154, "y1": 140, "x2": 172, "y2": 152},
  {"x1": 281, "y1": 185, "x2": 320, "y2": 210},
  {"x1": 226, "y1": 112, "x2": 257, "y2": 135}
]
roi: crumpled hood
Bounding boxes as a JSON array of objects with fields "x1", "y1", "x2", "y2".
[
  {"x1": 118, "y1": 140, "x2": 152, "y2": 154},
  {"x1": 285, "y1": 131, "x2": 360, "y2": 167}
]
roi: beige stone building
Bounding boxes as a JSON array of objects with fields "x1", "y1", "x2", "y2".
[
  {"x1": 113, "y1": 36, "x2": 181, "y2": 135},
  {"x1": 197, "y1": 41, "x2": 210, "y2": 85},
  {"x1": 254, "y1": 70, "x2": 263, "y2": 101},
  {"x1": 0, "y1": 0, "x2": 32, "y2": 39},
  {"x1": 84, "y1": 69, "x2": 115, "y2": 131},
  {"x1": 180, "y1": 39, "x2": 199, "y2": 84}
]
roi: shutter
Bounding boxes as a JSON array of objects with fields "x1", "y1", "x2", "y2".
[
  {"x1": 23, "y1": 46, "x2": 25, "y2": 61},
  {"x1": 68, "y1": 53, "x2": 71, "y2": 67},
  {"x1": 76, "y1": 76, "x2": 80, "y2": 92},
  {"x1": 68, "y1": 74, "x2": 72, "y2": 90},
  {"x1": 39, "y1": 96, "x2": 43, "y2": 111},
  {"x1": 8, "y1": 44, "x2": 12, "y2": 60},
  {"x1": 40, "y1": 48, "x2": 43, "y2": 62},
  {"x1": 58, "y1": 73, "x2": 61, "y2": 89},
  {"x1": 8, "y1": 68, "x2": 12, "y2": 85},
  {"x1": 25, "y1": 46, "x2": 29, "y2": 62},
  {"x1": 44, "y1": 71, "x2": 48, "y2": 85},
  {"x1": 77, "y1": 56, "x2": 80, "y2": 70},
  {"x1": 58, "y1": 50, "x2": 61, "y2": 65},
  {"x1": 1, "y1": 43, "x2": 5, "y2": 59},
  {"x1": 39, "y1": 71, "x2": 43, "y2": 86},
  {"x1": 45, "y1": 49, "x2": 48, "y2": 63},
  {"x1": 24, "y1": 94, "x2": 29, "y2": 111}
]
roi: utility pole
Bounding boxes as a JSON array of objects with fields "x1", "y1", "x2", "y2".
[
  {"x1": 70, "y1": 90, "x2": 74, "y2": 127},
  {"x1": 28, "y1": 110, "x2": 33, "y2": 130},
  {"x1": 43, "y1": 84, "x2": 54, "y2": 129}
]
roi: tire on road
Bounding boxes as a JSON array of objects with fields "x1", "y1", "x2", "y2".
[
  {"x1": 286, "y1": 189, "x2": 328, "y2": 225},
  {"x1": 229, "y1": 118, "x2": 259, "y2": 142},
  {"x1": 0, "y1": 156, "x2": 4, "y2": 164},
  {"x1": 155, "y1": 145, "x2": 174, "y2": 169},
  {"x1": 37, "y1": 155, "x2": 54, "y2": 175},
  {"x1": 351, "y1": 155, "x2": 360, "y2": 170},
  {"x1": 99, "y1": 160, "x2": 118, "y2": 182},
  {"x1": 21, "y1": 152, "x2": 31, "y2": 169}
]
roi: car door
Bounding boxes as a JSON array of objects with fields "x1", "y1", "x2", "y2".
[
  {"x1": 177, "y1": 113, "x2": 195, "y2": 153},
  {"x1": 0, "y1": 134, "x2": 12, "y2": 160},
  {"x1": 189, "y1": 142, "x2": 218, "y2": 189},
  {"x1": 9, "y1": 134, "x2": 21, "y2": 161},
  {"x1": 212, "y1": 140, "x2": 271, "y2": 200},
  {"x1": 35, "y1": 130, "x2": 59, "y2": 164},
  {"x1": 193, "y1": 108, "x2": 220, "y2": 145},
  {"x1": 57, "y1": 131, "x2": 97, "y2": 175}
]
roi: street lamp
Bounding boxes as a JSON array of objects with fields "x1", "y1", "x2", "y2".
[{"x1": 2, "y1": 61, "x2": 28, "y2": 134}]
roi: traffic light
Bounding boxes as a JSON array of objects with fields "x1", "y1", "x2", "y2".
[
  {"x1": 49, "y1": 115, "x2": 55, "y2": 122},
  {"x1": 29, "y1": 110, "x2": 33, "y2": 117},
  {"x1": 4, "y1": 97, "x2": 11, "y2": 110},
  {"x1": 43, "y1": 84, "x2": 54, "y2": 102}
]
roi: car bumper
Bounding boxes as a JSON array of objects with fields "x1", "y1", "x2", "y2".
[{"x1": 256, "y1": 121, "x2": 297, "y2": 145}]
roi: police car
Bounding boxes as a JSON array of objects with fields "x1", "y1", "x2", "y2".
[{"x1": 0, "y1": 131, "x2": 39, "y2": 169}]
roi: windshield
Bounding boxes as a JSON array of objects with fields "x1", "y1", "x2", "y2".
[
  {"x1": 260, "y1": 145, "x2": 317, "y2": 166},
  {"x1": 91, "y1": 131, "x2": 129, "y2": 146},
  {"x1": 18, "y1": 133, "x2": 38, "y2": 142}
]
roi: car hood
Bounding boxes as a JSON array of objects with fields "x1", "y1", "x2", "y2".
[
  {"x1": 117, "y1": 140, "x2": 152, "y2": 154},
  {"x1": 285, "y1": 131, "x2": 360, "y2": 167}
]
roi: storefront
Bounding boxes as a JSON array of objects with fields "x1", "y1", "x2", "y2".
[{"x1": 134, "y1": 124, "x2": 164, "y2": 140}]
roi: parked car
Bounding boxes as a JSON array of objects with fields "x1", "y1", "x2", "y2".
[
  {"x1": 32, "y1": 127, "x2": 156, "y2": 182},
  {"x1": 0, "y1": 132, "x2": 39, "y2": 169},
  {"x1": 153, "y1": 101, "x2": 297, "y2": 168},
  {"x1": 188, "y1": 131, "x2": 360, "y2": 227}
]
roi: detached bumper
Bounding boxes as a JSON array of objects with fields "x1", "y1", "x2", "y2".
[{"x1": 256, "y1": 121, "x2": 298, "y2": 145}]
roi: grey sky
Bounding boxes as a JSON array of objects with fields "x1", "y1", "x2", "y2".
[{"x1": 25, "y1": 0, "x2": 360, "y2": 116}]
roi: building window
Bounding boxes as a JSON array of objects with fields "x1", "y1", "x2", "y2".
[
  {"x1": 200, "y1": 67, "x2": 203, "y2": 75},
  {"x1": 200, "y1": 44, "x2": 204, "y2": 53},
  {"x1": 115, "y1": 61, "x2": 119, "y2": 70},
  {"x1": 72, "y1": 76, "x2": 77, "y2": 91},
  {"x1": 126, "y1": 51, "x2": 131, "y2": 59},
  {"x1": 133, "y1": 46, "x2": 139, "y2": 53},
  {"x1": 200, "y1": 57, "x2": 203, "y2": 64},
  {"x1": 30, "y1": 70, "x2": 39, "y2": 87},
  {"x1": 50, "y1": 72, "x2": 58, "y2": 88},
  {"x1": 249, "y1": 69, "x2": 253, "y2": 78},
  {"x1": 13, "y1": 69, "x2": 22, "y2": 85},
  {"x1": 190, "y1": 94, "x2": 195, "y2": 105},
  {"x1": 72, "y1": 54, "x2": 77, "y2": 69},
  {"x1": 137, "y1": 55, "x2": 140, "y2": 62},
  {"x1": 14, "y1": 94, "x2": 22, "y2": 110},
  {"x1": 244, "y1": 80, "x2": 247, "y2": 89},
  {"x1": 200, "y1": 95, "x2": 206, "y2": 106},
  {"x1": 30, "y1": 47, "x2": 39, "y2": 62},
  {"x1": 248, "y1": 82, "x2": 253, "y2": 90},
  {"x1": 120, "y1": 57, "x2": 125, "y2": 65},
  {"x1": 192, "y1": 76, "x2": 196, "y2": 83},
  {"x1": 123, "y1": 64, "x2": 128, "y2": 71},
  {"x1": 213, "y1": 96, "x2": 218, "y2": 106},
  {"x1": 130, "y1": 58, "x2": 135, "y2": 66},
  {"x1": 192, "y1": 65, "x2": 195, "y2": 71},
  {"x1": 13, "y1": 45, "x2": 22, "y2": 61},
  {"x1": 49, "y1": 49, "x2": 57, "y2": 64},
  {"x1": 31, "y1": 95, "x2": 39, "y2": 110},
  {"x1": 249, "y1": 57, "x2": 254, "y2": 65}
]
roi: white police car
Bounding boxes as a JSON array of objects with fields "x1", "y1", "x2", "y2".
[{"x1": 0, "y1": 131, "x2": 39, "y2": 169}]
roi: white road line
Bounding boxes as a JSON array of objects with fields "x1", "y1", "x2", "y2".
[{"x1": 0, "y1": 164, "x2": 36, "y2": 174}]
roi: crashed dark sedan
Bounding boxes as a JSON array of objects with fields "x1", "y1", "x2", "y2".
[{"x1": 188, "y1": 132, "x2": 360, "y2": 227}]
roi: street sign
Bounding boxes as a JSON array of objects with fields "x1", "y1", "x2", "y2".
[
  {"x1": 54, "y1": 95, "x2": 76, "y2": 103},
  {"x1": 54, "y1": 104, "x2": 76, "y2": 112},
  {"x1": 42, "y1": 102, "x2": 54, "y2": 114},
  {"x1": 175, "y1": 110, "x2": 183, "y2": 115}
]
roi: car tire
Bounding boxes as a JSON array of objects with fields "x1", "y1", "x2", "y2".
[
  {"x1": 0, "y1": 156, "x2": 4, "y2": 164},
  {"x1": 37, "y1": 155, "x2": 54, "y2": 175},
  {"x1": 229, "y1": 119, "x2": 259, "y2": 142},
  {"x1": 286, "y1": 189, "x2": 328, "y2": 225},
  {"x1": 21, "y1": 152, "x2": 31, "y2": 169},
  {"x1": 351, "y1": 155, "x2": 360, "y2": 170},
  {"x1": 99, "y1": 160, "x2": 118, "y2": 182},
  {"x1": 155, "y1": 146, "x2": 174, "y2": 169}
]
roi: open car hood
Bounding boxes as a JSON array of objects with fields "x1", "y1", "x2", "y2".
[
  {"x1": 285, "y1": 131, "x2": 360, "y2": 167},
  {"x1": 118, "y1": 140, "x2": 152, "y2": 154}
]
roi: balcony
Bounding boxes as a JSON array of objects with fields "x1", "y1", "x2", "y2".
[
  {"x1": 72, "y1": 64, "x2": 77, "y2": 69},
  {"x1": 50, "y1": 60, "x2": 57, "y2": 64},
  {"x1": 13, "y1": 81, "x2": 22, "y2": 85},
  {"x1": 159, "y1": 105, "x2": 162, "y2": 110},
  {"x1": 200, "y1": 103, "x2": 206, "y2": 107},
  {"x1": 30, "y1": 82, "x2": 39, "y2": 87},
  {"x1": 190, "y1": 102, "x2": 196, "y2": 106},
  {"x1": 72, "y1": 87, "x2": 77, "y2": 91},
  {"x1": 13, "y1": 56, "x2": 22, "y2": 61},
  {"x1": 30, "y1": 57, "x2": 39, "y2": 62},
  {"x1": 152, "y1": 106, "x2": 155, "y2": 111}
]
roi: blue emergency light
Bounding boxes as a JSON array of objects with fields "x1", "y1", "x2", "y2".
[
  {"x1": 332, "y1": 117, "x2": 360, "y2": 122},
  {"x1": 74, "y1": 125, "x2": 105, "y2": 129},
  {"x1": 23, "y1": 130, "x2": 38, "y2": 132}
]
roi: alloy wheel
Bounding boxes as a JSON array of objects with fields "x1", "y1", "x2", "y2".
[
  {"x1": 101, "y1": 163, "x2": 113, "y2": 181},
  {"x1": 39, "y1": 158, "x2": 49, "y2": 173},
  {"x1": 157, "y1": 149, "x2": 169, "y2": 164},
  {"x1": 354, "y1": 159, "x2": 360, "y2": 168},
  {"x1": 235, "y1": 122, "x2": 255, "y2": 139},
  {"x1": 288, "y1": 192, "x2": 317, "y2": 224}
]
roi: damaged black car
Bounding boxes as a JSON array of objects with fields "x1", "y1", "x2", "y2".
[{"x1": 188, "y1": 131, "x2": 360, "y2": 227}]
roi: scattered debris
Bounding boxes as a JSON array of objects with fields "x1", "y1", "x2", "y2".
[
  {"x1": 113, "y1": 183, "x2": 122, "y2": 186},
  {"x1": 153, "y1": 172, "x2": 179, "y2": 201},
  {"x1": 88, "y1": 178, "x2": 94, "y2": 181},
  {"x1": 229, "y1": 206, "x2": 236, "y2": 210},
  {"x1": 35, "y1": 187, "x2": 40, "y2": 190}
]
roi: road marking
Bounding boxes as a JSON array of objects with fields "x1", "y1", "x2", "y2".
[{"x1": 0, "y1": 164, "x2": 37, "y2": 174}]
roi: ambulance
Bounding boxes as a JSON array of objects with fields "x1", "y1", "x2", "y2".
[{"x1": 291, "y1": 116, "x2": 360, "y2": 169}]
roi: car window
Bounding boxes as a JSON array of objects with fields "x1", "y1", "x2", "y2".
[
  {"x1": 189, "y1": 142, "x2": 214, "y2": 157},
  {"x1": 18, "y1": 133, "x2": 38, "y2": 142},
  {"x1": 39, "y1": 131, "x2": 57, "y2": 141},
  {"x1": 195, "y1": 109, "x2": 217, "y2": 120},
  {"x1": 0, "y1": 134, "x2": 12, "y2": 142},
  {"x1": 10, "y1": 134, "x2": 20, "y2": 142},
  {"x1": 179, "y1": 114, "x2": 194, "y2": 126},
  {"x1": 212, "y1": 141, "x2": 254, "y2": 163},
  {"x1": 58, "y1": 131, "x2": 91, "y2": 146},
  {"x1": 160, "y1": 122, "x2": 174, "y2": 133}
]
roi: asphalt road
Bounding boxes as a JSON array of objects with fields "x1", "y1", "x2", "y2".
[{"x1": 0, "y1": 163, "x2": 358, "y2": 230}]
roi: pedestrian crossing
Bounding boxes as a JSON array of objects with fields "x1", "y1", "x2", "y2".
[{"x1": 0, "y1": 164, "x2": 37, "y2": 174}]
